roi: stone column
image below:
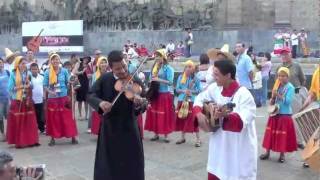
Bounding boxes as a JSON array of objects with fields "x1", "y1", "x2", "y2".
[
  {"x1": 225, "y1": 0, "x2": 242, "y2": 28},
  {"x1": 274, "y1": 0, "x2": 292, "y2": 26}
]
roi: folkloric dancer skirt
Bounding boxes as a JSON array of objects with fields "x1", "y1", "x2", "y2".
[
  {"x1": 175, "y1": 101, "x2": 199, "y2": 133},
  {"x1": 262, "y1": 114, "x2": 297, "y2": 152},
  {"x1": 46, "y1": 96, "x2": 78, "y2": 138},
  {"x1": 6, "y1": 100, "x2": 39, "y2": 148},
  {"x1": 145, "y1": 92, "x2": 175, "y2": 135}
]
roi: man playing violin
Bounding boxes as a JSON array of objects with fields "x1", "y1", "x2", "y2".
[
  {"x1": 87, "y1": 50, "x2": 145, "y2": 180},
  {"x1": 193, "y1": 59, "x2": 257, "y2": 180}
]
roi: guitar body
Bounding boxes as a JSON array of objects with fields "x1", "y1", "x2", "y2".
[
  {"x1": 27, "y1": 29, "x2": 44, "y2": 53},
  {"x1": 27, "y1": 38, "x2": 42, "y2": 53}
]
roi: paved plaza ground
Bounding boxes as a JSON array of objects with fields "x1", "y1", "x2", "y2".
[{"x1": 0, "y1": 106, "x2": 319, "y2": 180}]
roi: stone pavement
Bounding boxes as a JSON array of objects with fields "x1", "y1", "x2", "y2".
[{"x1": 0, "y1": 107, "x2": 319, "y2": 180}]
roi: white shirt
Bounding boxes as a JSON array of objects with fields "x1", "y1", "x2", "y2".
[
  {"x1": 252, "y1": 71, "x2": 262, "y2": 89},
  {"x1": 31, "y1": 74, "x2": 44, "y2": 104},
  {"x1": 291, "y1": 34, "x2": 299, "y2": 46},
  {"x1": 4, "y1": 63, "x2": 12, "y2": 72},
  {"x1": 127, "y1": 48, "x2": 139, "y2": 59},
  {"x1": 194, "y1": 83, "x2": 257, "y2": 180},
  {"x1": 166, "y1": 43, "x2": 175, "y2": 52},
  {"x1": 196, "y1": 69, "x2": 209, "y2": 90},
  {"x1": 205, "y1": 65, "x2": 215, "y2": 85}
]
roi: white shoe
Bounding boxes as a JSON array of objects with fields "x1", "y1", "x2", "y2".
[{"x1": 86, "y1": 129, "x2": 91, "y2": 134}]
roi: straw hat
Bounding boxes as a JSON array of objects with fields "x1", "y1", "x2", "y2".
[
  {"x1": 206, "y1": 48, "x2": 219, "y2": 60},
  {"x1": 207, "y1": 44, "x2": 235, "y2": 62},
  {"x1": 217, "y1": 44, "x2": 235, "y2": 62},
  {"x1": 156, "y1": 49, "x2": 167, "y2": 59},
  {"x1": 4, "y1": 48, "x2": 19, "y2": 63}
]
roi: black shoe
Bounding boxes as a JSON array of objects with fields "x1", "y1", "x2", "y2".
[
  {"x1": 163, "y1": 139, "x2": 170, "y2": 143},
  {"x1": 150, "y1": 136, "x2": 159, "y2": 141},
  {"x1": 298, "y1": 143, "x2": 305, "y2": 149},
  {"x1": 259, "y1": 153, "x2": 270, "y2": 160},
  {"x1": 32, "y1": 143, "x2": 41, "y2": 147},
  {"x1": 71, "y1": 138, "x2": 79, "y2": 145},
  {"x1": 176, "y1": 139, "x2": 186, "y2": 145}
]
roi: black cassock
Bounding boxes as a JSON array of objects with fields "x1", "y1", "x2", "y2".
[{"x1": 87, "y1": 72, "x2": 144, "y2": 180}]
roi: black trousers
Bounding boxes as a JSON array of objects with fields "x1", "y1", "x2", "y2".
[
  {"x1": 292, "y1": 45, "x2": 297, "y2": 58},
  {"x1": 34, "y1": 103, "x2": 45, "y2": 132}
]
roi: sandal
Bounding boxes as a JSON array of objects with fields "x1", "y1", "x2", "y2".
[
  {"x1": 259, "y1": 153, "x2": 270, "y2": 160},
  {"x1": 163, "y1": 138, "x2": 170, "y2": 143},
  {"x1": 176, "y1": 139, "x2": 186, "y2": 145},
  {"x1": 150, "y1": 136, "x2": 159, "y2": 141},
  {"x1": 195, "y1": 141, "x2": 201, "y2": 147}
]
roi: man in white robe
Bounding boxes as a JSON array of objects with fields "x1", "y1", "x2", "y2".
[{"x1": 193, "y1": 59, "x2": 257, "y2": 180}]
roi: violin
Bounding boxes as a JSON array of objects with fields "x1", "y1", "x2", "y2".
[
  {"x1": 27, "y1": 29, "x2": 44, "y2": 53},
  {"x1": 102, "y1": 57, "x2": 148, "y2": 116},
  {"x1": 114, "y1": 75, "x2": 143, "y2": 100}
]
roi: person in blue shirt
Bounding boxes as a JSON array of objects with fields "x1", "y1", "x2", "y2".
[
  {"x1": 145, "y1": 49, "x2": 175, "y2": 143},
  {"x1": 235, "y1": 43, "x2": 254, "y2": 91},
  {"x1": 0, "y1": 58, "x2": 10, "y2": 141},
  {"x1": 6, "y1": 56, "x2": 39, "y2": 148},
  {"x1": 175, "y1": 60, "x2": 201, "y2": 147},
  {"x1": 43, "y1": 52, "x2": 78, "y2": 146},
  {"x1": 260, "y1": 67, "x2": 297, "y2": 163}
]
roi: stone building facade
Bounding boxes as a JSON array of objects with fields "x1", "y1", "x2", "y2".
[{"x1": 0, "y1": 0, "x2": 319, "y2": 32}]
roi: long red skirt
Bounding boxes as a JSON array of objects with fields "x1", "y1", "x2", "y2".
[
  {"x1": 262, "y1": 114, "x2": 297, "y2": 152},
  {"x1": 175, "y1": 101, "x2": 199, "y2": 133},
  {"x1": 46, "y1": 97, "x2": 78, "y2": 138},
  {"x1": 6, "y1": 100, "x2": 39, "y2": 147},
  {"x1": 91, "y1": 111, "x2": 101, "y2": 135},
  {"x1": 144, "y1": 92, "x2": 175, "y2": 135}
]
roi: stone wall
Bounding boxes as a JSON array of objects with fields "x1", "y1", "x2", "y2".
[
  {"x1": 0, "y1": 30, "x2": 318, "y2": 56},
  {"x1": 0, "y1": 0, "x2": 319, "y2": 32}
]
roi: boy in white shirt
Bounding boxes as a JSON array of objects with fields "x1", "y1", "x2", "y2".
[
  {"x1": 30, "y1": 63, "x2": 45, "y2": 133},
  {"x1": 252, "y1": 64, "x2": 263, "y2": 107}
]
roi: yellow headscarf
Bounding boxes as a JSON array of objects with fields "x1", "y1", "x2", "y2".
[
  {"x1": 14, "y1": 56, "x2": 24, "y2": 101},
  {"x1": 272, "y1": 67, "x2": 290, "y2": 91},
  {"x1": 181, "y1": 60, "x2": 195, "y2": 84},
  {"x1": 95, "y1": 56, "x2": 107, "y2": 80},
  {"x1": 152, "y1": 49, "x2": 167, "y2": 77},
  {"x1": 48, "y1": 53, "x2": 60, "y2": 85}
]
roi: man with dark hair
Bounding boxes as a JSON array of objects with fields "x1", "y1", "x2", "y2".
[
  {"x1": 235, "y1": 42, "x2": 254, "y2": 92},
  {"x1": 193, "y1": 59, "x2": 257, "y2": 180},
  {"x1": 26, "y1": 50, "x2": 37, "y2": 70},
  {"x1": 0, "y1": 151, "x2": 14, "y2": 180},
  {"x1": 185, "y1": 28, "x2": 193, "y2": 57},
  {"x1": 291, "y1": 29, "x2": 299, "y2": 58},
  {"x1": 87, "y1": 50, "x2": 145, "y2": 180},
  {"x1": 0, "y1": 151, "x2": 43, "y2": 180}
]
